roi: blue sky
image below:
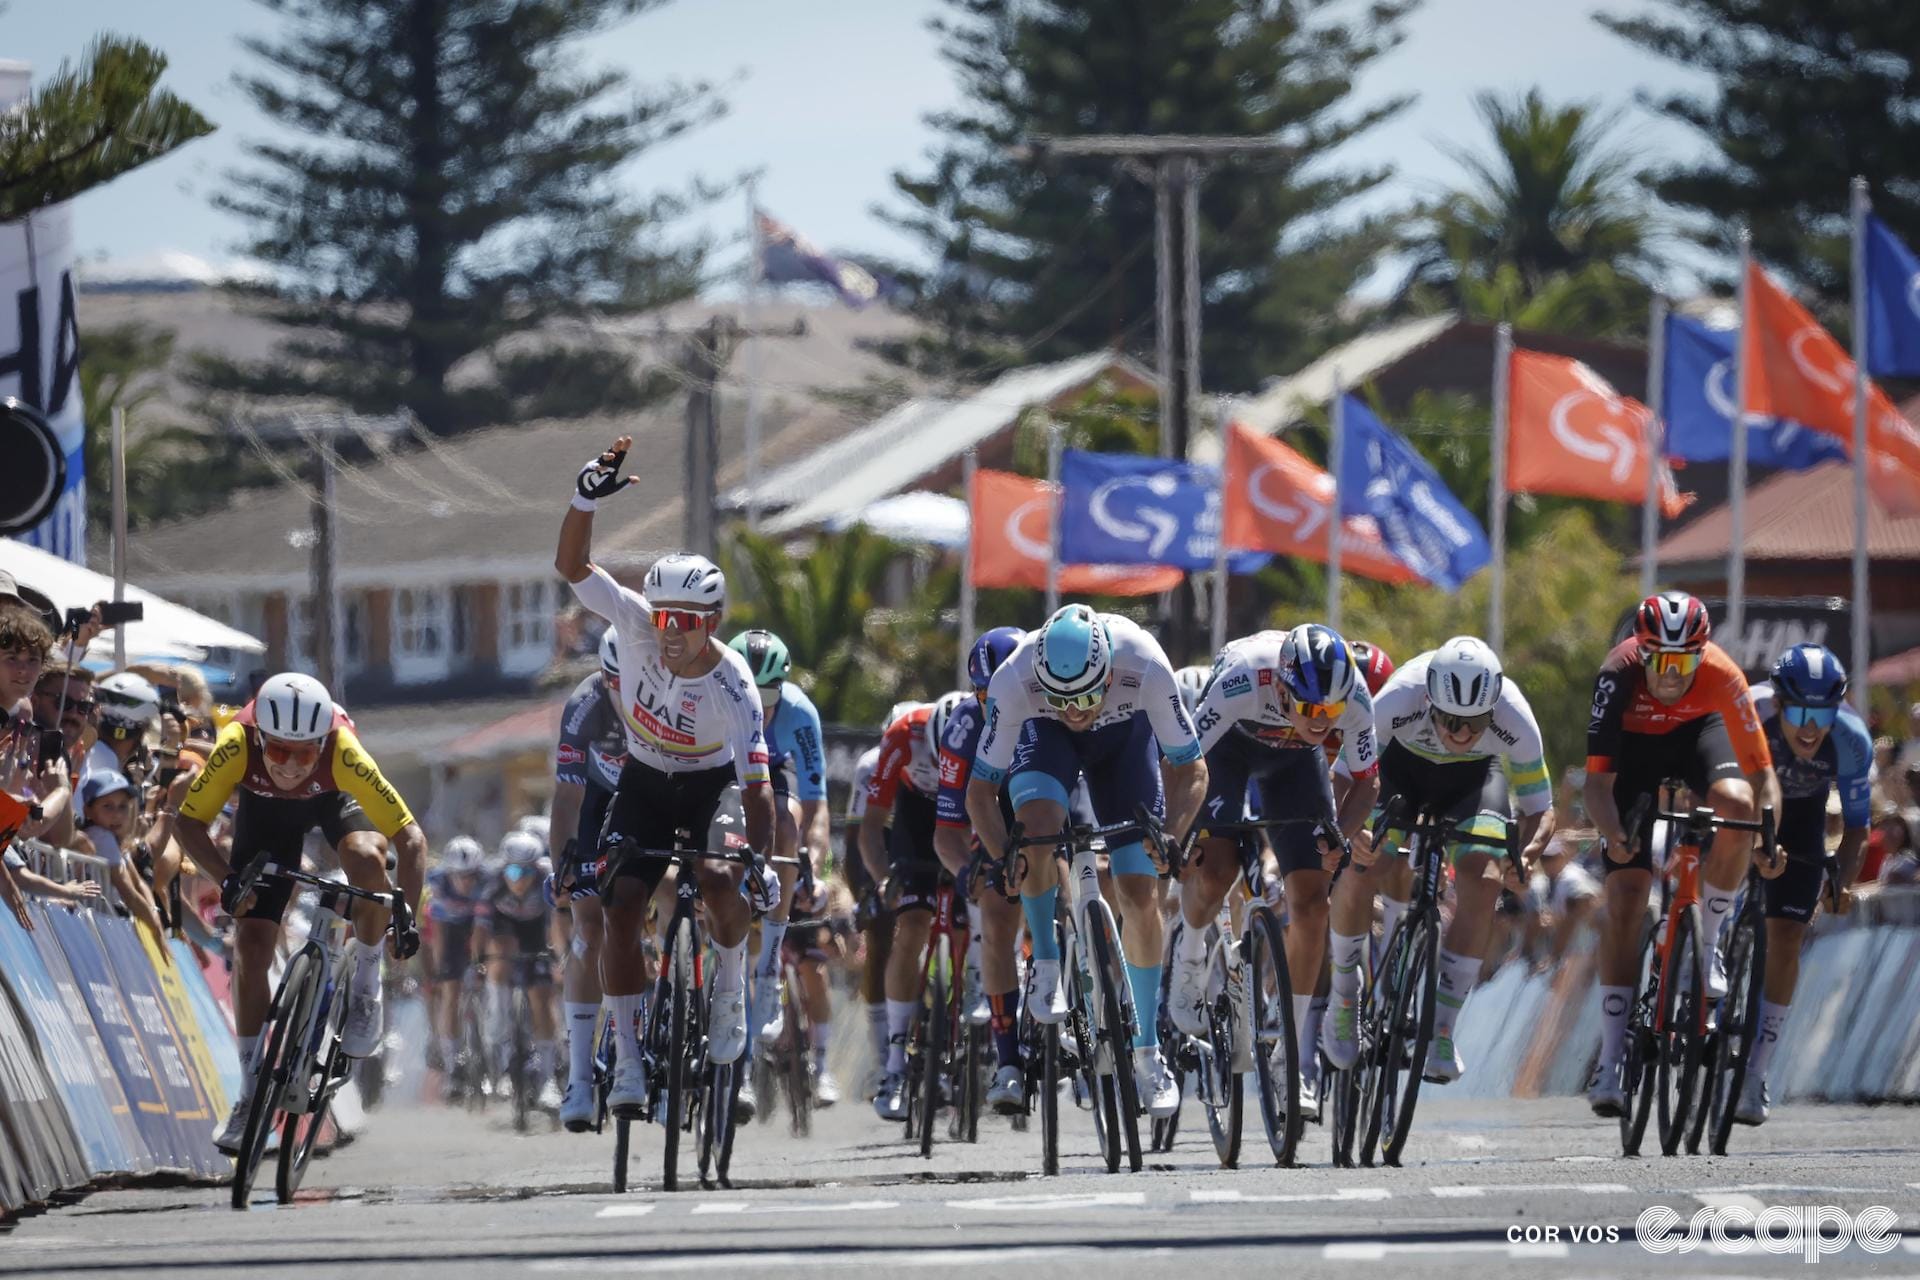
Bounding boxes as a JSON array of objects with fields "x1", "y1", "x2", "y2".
[{"x1": 9, "y1": 0, "x2": 1715, "y2": 285}]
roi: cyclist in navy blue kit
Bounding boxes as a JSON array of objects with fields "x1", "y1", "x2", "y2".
[
  {"x1": 1738, "y1": 643, "x2": 1871, "y2": 1125},
  {"x1": 427, "y1": 836, "x2": 487, "y2": 1099}
]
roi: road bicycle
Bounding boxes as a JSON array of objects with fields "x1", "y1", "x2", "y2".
[
  {"x1": 501, "y1": 948, "x2": 557, "y2": 1134},
  {"x1": 454, "y1": 962, "x2": 492, "y2": 1110},
  {"x1": 1357, "y1": 798, "x2": 1524, "y2": 1168},
  {"x1": 900, "y1": 875, "x2": 986, "y2": 1156},
  {"x1": 756, "y1": 907, "x2": 832, "y2": 1138},
  {"x1": 230, "y1": 864, "x2": 416, "y2": 1209}
]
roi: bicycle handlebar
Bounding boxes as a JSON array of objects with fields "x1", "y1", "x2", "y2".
[
  {"x1": 234, "y1": 862, "x2": 418, "y2": 953},
  {"x1": 1376, "y1": 795, "x2": 1528, "y2": 886}
]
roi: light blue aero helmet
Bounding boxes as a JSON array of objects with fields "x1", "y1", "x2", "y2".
[{"x1": 1034, "y1": 604, "x2": 1113, "y2": 707}]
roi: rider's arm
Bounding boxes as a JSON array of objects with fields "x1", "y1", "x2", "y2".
[
  {"x1": 550, "y1": 780, "x2": 585, "y2": 865},
  {"x1": 332, "y1": 728, "x2": 426, "y2": 910},
  {"x1": 1584, "y1": 650, "x2": 1635, "y2": 850},
  {"x1": 1160, "y1": 757, "x2": 1208, "y2": 844},
  {"x1": 858, "y1": 801, "x2": 892, "y2": 885},
  {"x1": 716, "y1": 655, "x2": 776, "y2": 856},
  {"x1": 1497, "y1": 682, "x2": 1556, "y2": 862},
  {"x1": 174, "y1": 723, "x2": 247, "y2": 882}
]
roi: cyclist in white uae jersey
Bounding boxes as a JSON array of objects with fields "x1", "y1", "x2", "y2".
[
  {"x1": 557, "y1": 435, "x2": 778, "y2": 1118},
  {"x1": 967, "y1": 606, "x2": 1207, "y2": 1118},
  {"x1": 1323, "y1": 638, "x2": 1555, "y2": 1083}
]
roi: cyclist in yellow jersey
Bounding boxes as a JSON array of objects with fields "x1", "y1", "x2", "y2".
[{"x1": 174, "y1": 672, "x2": 428, "y2": 1154}]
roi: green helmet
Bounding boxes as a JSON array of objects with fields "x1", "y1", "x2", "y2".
[{"x1": 728, "y1": 629, "x2": 791, "y2": 688}]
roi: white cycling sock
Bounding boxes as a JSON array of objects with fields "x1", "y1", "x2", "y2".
[
  {"x1": 885, "y1": 998, "x2": 915, "y2": 1075},
  {"x1": 713, "y1": 940, "x2": 747, "y2": 994},
  {"x1": 866, "y1": 1002, "x2": 888, "y2": 1066},
  {"x1": 1379, "y1": 897, "x2": 1410, "y2": 955},
  {"x1": 535, "y1": 1040, "x2": 557, "y2": 1081},
  {"x1": 1702, "y1": 890, "x2": 1736, "y2": 952},
  {"x1": 608, "y1": 993, "x2": 644, "y2": 1066},
  {"x1": 235, "y1": 1034, "x2": 260, "y2": 1079},
  {"x1": 565, "y1": 1002, "x2": 599, "y2": 1087},
  {"x1": 1597, "y1": 985, "x2": 1633, "y2": 1066},
  {"x1": 1748, "y1": 999, "x2": 1790, "y2": 1080},
  {"x1": 349, "y1": 938, "x2": 383, "y2": 998},
  {"x1": 1434, "y1": 949, "x2": 1478, "y2": 1039},
  {"x1": 1302, "y1": 996, "x2": 1328, "y2": 1067},
  {"x1": 485, "y1": 982, "x2": 510, "y2": 1050},
  {"x1": 811, "y1": 1020, "x2": 832, "y2": 1067},
  {"x1": 1175, "y1": 922, "x2": 1210, "y2": 964},
  {"x1": 1291, "y1": 993, "x2": 1313, "y2": 1043},
  {"x1": 757, "y1": 921, "x2": 787, "y2": 974},
  {"x1": 1329, "y1": 931, "x2": 1368, "y2": 999},
  {"x1": 966, "y1": 923, "x2": 984, "y2": 974}
]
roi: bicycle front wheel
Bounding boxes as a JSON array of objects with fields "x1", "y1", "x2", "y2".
[
  {"x1": 233, "y1": 948, "x2": 316, "y2": 1210},
  {"x1": 1084, "y1": 902, "x2": 1143, "y2": 1174},
  {"x1": 1200, "y1": 937, "x2": 1245, "y2": 1168},
  {"x1": 1655, "y1": 905, "x2": 1706, "y2": 1157},
  {"x1": 916, "y1": 958, "x2": 948, "y2": 1159},
  {"x1": 1246, "y1": 905, "x2": 1300, "y2": 1167},
  {"x1": 659, "y1": 916, "x2": 694, "y2": 1191},
  {"x1": 1620, "y1": 922, "x2": 1658, "y2": 1157},
  {"x1": 1379, "y1": 915, "x2": 1438, "y2": 1168},
  {"x1": 276, "y1": 992, "x2": 344, "y2": 1203},
  {"x1": 783, "y1": 968, "x2": 814, "y2": 1138},
  {"x1": 511, "y1": 985, "x2": 534, "y2": 1134},
  {"x1": 1708, "y1": 902, "x2": 1765, "y2": 1156}
]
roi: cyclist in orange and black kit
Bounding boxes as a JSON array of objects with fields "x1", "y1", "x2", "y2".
[{"x1": 1581, "y1": 591, "x2": 1780, "y2": 1117}]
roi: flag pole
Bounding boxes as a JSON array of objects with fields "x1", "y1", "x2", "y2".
[
  {"x1": 1641, "y1": 295, "x2": 1668, "y2": 596},
  {"x1": 958, "y1": 449, "x2": 979, "y2": 688},
  {"x1": 1488, "y1": 323, "x2": 1512, "y2": 653},
  {"x1": 743, "y1": 178, "x2": 766, "y2": 531},
  {"x1": 1730, "y1": 230, "x2": 1752, "y2": 640},
  {"x1": 1210, "y1": 406, "x2": 1230, "y2": 655},
  {"x1": 1045, "y1": 422, "x2": 1062, "y2": 614},
  {"x1": 1327, "y1": 371, "x2": 1345, "y2": 631},
  {"x1": 1849, "y1": 176, "x2": 1872, "y2": 705}
]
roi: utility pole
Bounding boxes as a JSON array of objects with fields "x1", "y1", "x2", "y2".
[
  {"x1": 1012, "y1": 134, "x2": 1294, "y2": 659},
  {"x1": 310, "y1": 440, "x2": 340, "y2": 690},
  {"x1": 683, "y1": 316, "x2": 733, "y2": 561}
]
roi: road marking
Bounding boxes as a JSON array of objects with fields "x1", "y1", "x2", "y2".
[
  {"x1": 594, "y1": 1204, "x2": 655, "y2": 1218},
  {"x1": 1695, "y1": 1193, "x2": 1769, "y2": 1215},
  {"x1": 948, "y1": 1192, "x2": 1146, "y2": 1211},
  {"x1": 531, "y1": 1245, "x2": 1108, "y2": 1272},
  {"x1": 689, "y1": 1200, "x2": 899, "y2": 1216},
  {"x1": 1432, "y1": 1183, "x2": 1634, "y2": 1199},
  {"x1": 1446, "y1": 1135, "x2": 1493, "y2": 1150},
  {"x1": 1192, "y1": 1188, "x2": 1391, "y2": 1204},
  {"x1": 1323, "y1": 1242, "x2": 1569, "y2": 1260}
]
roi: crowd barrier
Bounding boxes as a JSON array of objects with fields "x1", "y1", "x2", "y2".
[{"x1": 1453, "y1": 887, "x2": 1920, "y2": 1104}]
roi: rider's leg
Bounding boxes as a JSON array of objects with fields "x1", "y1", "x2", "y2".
[
  {"x1": 1377, "y1": 856, "x2": 1415, "y2": 955},
  {"x1": 232, "y1": 915, "x2": 281, "y2": 1049},
  {"x1": 488, "y1": 931, "x2": 520, "y2": 1073},
  {"x1": 1179, "y1": 836, "x2": 1242, "y2": 932},
  {"x1": 1749, "y1": 824, "x2": 1822, "y2": 1091},
  {"x1": 564, "y1": 895, "x2": 605, "y2": 1094},
  {"x1": 759, "y1": 798, "x2": 801, "y2": 976},
  {"x1": 599, "y1": 870, "x2": 657, "y2": 1068},
  {"x1": 1597, "y1": 866, "x2": 1654, "y2": 1069},
  {"x1": 338, "y1": 828, "x2": 394, "y2": 982},
  {"x1": 1282, "y1": 867, "x2": 1330, "y2": 1037},
  {"x1": 980, "y1": 882, "x2": 1024, "y2": 1069},
  {"x1": 1434, "y1": 849, "x2": 1501, "y2": 1040},
  {"x1": 1701, "y1": 774, "x2": 1758, "y2": 957},
  {"x1": 799, "y1": 953, "x2": 832, "y2": 1066},
  {"x1": 885, "y1": 907, "x2": 934, "y2": 1075}
]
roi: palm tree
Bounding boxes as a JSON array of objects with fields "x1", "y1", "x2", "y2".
[{"x1": 1396, "y1": 89, "x2": 1658, "y2": 336}]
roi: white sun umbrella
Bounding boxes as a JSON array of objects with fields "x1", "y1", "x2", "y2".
[
  {"x1": 823, "y1": 491, "x2": 969, "y2": 549},
  {"x1": 0, "y1": 538, "x2": 266, "y2": 659}
]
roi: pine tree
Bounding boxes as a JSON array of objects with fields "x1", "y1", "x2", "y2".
[
  {"x1": 882, "y1": 0, "x2": 1415, "y2": 391},
  {"x1": 198, "y1": 0, "x2": 723, "y2": 434},
  {"x1": 1599, "y1": 2, "x2": 1920, "y2": 299},
  {"x1": 0, "y1": 35, "x2": 214, "y2": 220}
]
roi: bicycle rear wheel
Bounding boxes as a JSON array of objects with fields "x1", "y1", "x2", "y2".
[
  {"x1": 783, "y1": 968, "x2": 814, "y2": 1138},
  {"x1": 1200, "y1": 939, "x2": 1244, "y2": 1169},
  {"x1": 1037, "y1": 1017, "x2": 1060, "y2": 1175},
  {"x1": 276, "y1": 995, "x2": 344, "y2": 1203},
  {"x1": 959, "y1": 1016, "x2": 986, "y2": 1144},
  {"x1": 233, "y1": 949, "x2": 316, "y2": 1210},
  {"x1": 1084, "y1": 902, "x2": 1143, "y2": 1174},
  {"x1": 1619, "y1": 924, "x2": 1658, "y2": 1157},
  {"x1": 701, "y1": 1058, "x2": 741, "y2": 1188},
  {"x1": 1708, "y1": 901, "x2": 1764, "y2": 1156},
  {"x1": 916, "y1": 958, "x2": 948, "y2": 1159},
  {"x1": 659, "y1": 915, "x2": 694, "y2": 1191},
  {"x1": 460, "y1": 980, "x2": 489, "y2": 1111},
  {"x1": 1655, "y1": 906, "x2": 1706, "y2": 1157},
  {"x1": 1247, "y1": 906, "x2": 1300, "y2": 1167}
]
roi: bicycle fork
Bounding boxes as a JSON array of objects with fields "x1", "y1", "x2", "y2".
[{"x1": 1062, "y1": 849, "x2": 1138, "y2": 1064}]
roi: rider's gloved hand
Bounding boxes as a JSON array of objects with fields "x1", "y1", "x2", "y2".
[
  {"x1": 219, "y1": 872, "x2": 251, "y2": 917},
  {"x1": 1259, "y1": 871, "x2": 1284, "y2": 909},
  {"x1": 575, "y1": 439, "x2": 637, "y2": 504},
  {"x1": 745, "y1": 857, "x2": 780, "y2": 914}
]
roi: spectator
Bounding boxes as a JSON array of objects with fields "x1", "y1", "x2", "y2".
[
  {"x1": 1, "y1": 603, "x2": 54, "y2": 926},
  {"x1": 1874, "y1": 736, "x2": 1911, "y2": 811},
  {"x1": 79, "y1": 770, "x2": 167, "y2": 943},
  {"x1": 2, "y1": 846, "x2": 103, "y2": 907},
  {"x1": 90, "y1": 671, "x2": 161, "y2": 786},
  {"x1": 1874, "y1": 809, "x2": 1918, "y2": 888}
]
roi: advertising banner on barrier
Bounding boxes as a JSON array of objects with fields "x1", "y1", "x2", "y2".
[
  {"x1": 91, "y1": 915, "x2": 225, "y2": 1175},
  {"x1": 0, "y1": 907, "x2": 137, "y2": 1176},
  {"x1": 143, "y1": 927, "x2": 229, "y2": 1116},
  {"x1": 172, "y1": 939, "x2": 244, "y2": 1107},
  {"x1": 31, "y1": 908, "x2": 152, "y2": 1175},
  {"x1": 0, "y1": 964, "x2": 90, "y2": 1206}
]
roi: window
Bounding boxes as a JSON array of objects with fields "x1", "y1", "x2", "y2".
[
  {"x1": 499, "y1": 579, "x2": 556, "y2": 676},
  {"x1": 392, "y1": 587, "x2": 452, "y2": 683},
  {"x1": 289, "y1": 593, "x2": 366, "y2": 676}
]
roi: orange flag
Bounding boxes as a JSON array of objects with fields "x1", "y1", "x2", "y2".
[
  {"x1": 1222, "y1": 423, "x2": 1418, "y2": 583},
  {"x1": 1507, "y1": 349, "x2": 1689, "y2": 517},
  {"x1": 969, "y1": 468, "x2": 1183, "y2": 595},
  {"x1": 1742, "y1": 258, "x2": 1920, "y2": 517}
]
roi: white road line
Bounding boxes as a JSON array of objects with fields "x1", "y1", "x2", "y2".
[
  {"x1": 1191, "y1": 1188, "x2": 1391, "y2": 1204},
  {"x1": 689, "y1": 1200, "x2": 899, "y2": 1216},
  {"x1": 1432, "y1": 1183, "x2": 1633, "y2": 1199},
  {"x1": 1322, "y1": 1242, "x2": 1570, "y2": 1260},
  {"x1": 594, "y1": 1204, "x2": 656, "y2": 1218},
  {"x1": 948, "y1": 1192, "x2": 1146, "y2": 1211},
  {"x1": 1695, "y1": 1193, "x2": 1769, "y2": 1215},
  {"x1": 530, "y1": 1245, "x2": 1112, "y2": 1273}
]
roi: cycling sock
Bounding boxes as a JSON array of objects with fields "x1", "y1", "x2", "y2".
[
  {"x1": 1174, "y1": 921, "x2": 1210, "y2": 964},
  {"x1": 1302, "y1": 996, "x2": 1328, "y2": 1066},
  {"x1": 1702, "y1": 890, "x2": 1736, "y2": 953},
  {"x1": 486, "y1": 983, "x2": 510, "y2": 1050},
  {"x1": 565, "y1": 1002, "x2": 599, "y2": 1086},
  {"x1": 757, "y1": 921, "x2": 787, "y2": 973},
  {"x1": 1329, "y1": 931, "x2": 1368, "y2": 999},
  {"x1": 713, "y1": 940, "x2": 747, "y2": 994},
  {"x1": 349, "y1": 938, "x2": 383, "y2": 998},
  {"x1": 966, "y1": 923, "x2": 983, "y2": 974},
  {"x1": 534, "y1": 1040, "x2": 557, "y2": 1080},
  {"x1": 866, "y1": 1002, "x2": 888, "y2": 1066},
  {"x1": 439, "y1": 1035, "x2": 458, "y2": 1069},
  {"x1": 885, "y1": 999, "x2": 914, "y2": 1074},
  {"x1": 811, "y1": 1021, "x2": 832, "y2": 1068},
  {"x1": 1434, "y1": 949, "x2": 1478, "y2": 1040},
  {"x1": 1021, "y1": 887, "x2": 1061, "y2": 960},
  {"x1": 1596, "y1": 985, "x2": 1633, "y2": 1065},
  {"x1": 1125, "y1": 962, "x2": 1160, "y2": 1049},
  {"x1": 1749, "y1": 999, "x2": 1790, "y2": 1079},
  {"x1": 988, "y1": 989, "x2": 1021, "y2": 1068},
  {"x1": 235, "y1": 1034, "x2": 259, "y2": 1079},
  {"x1": 1380, "y1": 897, "x2": 1410, "y2": 955},
  {"x1": 607, "y1": 993, "x2": 644, "y2": 1066},
  {"x1": 1292, "y1": 994, "x2": 1313, "y2": 1045}
]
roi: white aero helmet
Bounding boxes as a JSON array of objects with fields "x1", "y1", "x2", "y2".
[
  {"x1": 515, "y1": 813, "x2": 551, "y2": 842},
  {"x1": 442, "y1": 835, "x2": 485, "y2": 872},
  {"x1": 1173, "y1": 665, "x2": 1212, "y2": 714},
  {"x1": 254, "y1": 672, "x2": 336, "y2": 741},
  {"x1": 1034, "y1": 604, "x2": 1113, "y2": 702},
  {"x1": 644, "y1": 553, "x2": 726, "y2": 609},
  {"x1": 598, "y1": 628, "x2": 619, "y2": 678},
  {"x1": 926, "y1": 690, "x2": 968, "y2": 758},
  {"x1": 1425, "y1": 636, "x2": 1504, "y2": 717},
  {"x1": 95, "y1": 671, "x2": 161, "y2": 729},
  {"x1": 499, "y1": 830, "x2": 545, "y2": 865},
  {"x1": 884, "y1": 700, "x2": 924, "y2": 733}
]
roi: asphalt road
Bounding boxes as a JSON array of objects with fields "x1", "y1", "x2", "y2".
[{"x1": 9, "y1": 1064, "x2": 1920, "y2": 1280}]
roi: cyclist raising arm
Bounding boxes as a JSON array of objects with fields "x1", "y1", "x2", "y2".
[{"x1": 555, "y1": 436, "x2": 778, "y2": 1118}]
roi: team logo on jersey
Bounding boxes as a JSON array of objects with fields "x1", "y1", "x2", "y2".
[
  {"x1": 1221, "y1": 673, "x2": 1252, "y2": 696},
  {"x1": 1257, "y1": 669, "x2": 1273, "y2": 686},
  {"x1": 556, "y1": 744, "x2": 585, "y2": 765}
]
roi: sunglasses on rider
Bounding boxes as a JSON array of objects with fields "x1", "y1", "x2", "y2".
[
  {"x1": 261, "y1": 737, "x2": 322, "y2": 766},
  {"x1": 1781, "y1": 702, "x2": 1839, "y2": 729},
  {"x1": 1434, "y1": 709, "x2": 1494, "y2": 736},
  {"x1": 1044, "y1": 688, "x2": 1105, "y2": 713},
  {"x1": 650, "y1": 607, "x2": 718, "y2": 632},
  {"x1": 1642, "y1": 648, "x2": 1701, "y2": 677},
  {"x1": 1288, "y1": 696, "x2": 1346, "y2": 723}
]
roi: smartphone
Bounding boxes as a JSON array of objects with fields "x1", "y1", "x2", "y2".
[
  {"x1": 37, "y1": 729, "x2": 65, "y2": 765},
  {"x1": 63, "y1": 607, "x2": 92, "y2": 635},
  {"x1": 97, "y1": 601, "x2": 145, "y2": 626}
]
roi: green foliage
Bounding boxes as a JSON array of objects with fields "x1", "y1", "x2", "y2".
[
  {"x1": 0, "y1": 36, "x2": 214, "y2": 220},
  {"x1": 1396, "y1": 89, "x2": 1655, "y2": 338},
  {"x1": 1008, "y1": 384, "x2": 1160, "y2": 477},
  {"x1": 199, "y1": 0, "x2": 721, "y2": 434},
  {"x1": 1335, "y1": 507, "x2": 1641, "y2": 785},
  {"x1": 882, "y1": 0, "x2": 1417, "y2": 389},
  {"x1": 1598, "y1": 1, "x2": 1920, "y2": 302}
]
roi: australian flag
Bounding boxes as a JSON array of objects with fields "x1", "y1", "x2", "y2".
[{"x1": 757, "y1": 211, "x2": 895, "y2": 308}]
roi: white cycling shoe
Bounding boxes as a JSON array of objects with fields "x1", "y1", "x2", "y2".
[
  {"x1": 1025, "y1": 958, "x2": 1068, "y2": 1024},
  {"x1": 874, "y1": 1071, "x2": 907, "y2": 1122},
  {"x1": 213, "y1": 1096, "x2": 253, "y2": 1156},
  {"x1": 1298, "y1": 1054, "x2": 1322, "y2": 1124},
  {"x1": 709, "y1": 985, "x2": 749, "y2": 1064},
  {"x1": 559, "y1": 1081, "x2": 596, "y2": 1132},
  {"x1": 1134, "y1": 1046, "x2": 1180, "y2": 1119},
  {"x1": 733, "y1": 1074, "x2": 758, "y2": 1124},
  {"x1": 751, "y1": 970, "x2": 784, "y2": 1043},
  {"x1": 987, "y1": 1064, "x2": 1025, "y2": 1114},
  {"x1": 1705, "y1": 945, "x2": 1729, "y2": 1002},
  {"x1": 1734, "y1": 1072, "x2": 1770, "y2": 1127},
  {"x1": 814, "y1": 1068, "x2": 842, "y2": 1108},
  {"x1": 1423, "y1": 1033, "x2": 1463, "y2": 1084},
  {"x1": 1586, "y1": 1058, "x2": 1626, "y2": 1118},
  {"x1": 342, "y1": 986, "x2": 384, "y2": 1059},
  {"x1": 1321, "y1": 993, "x2": 1360, "y2": 1071},
  {"x1": 608, "y1": 1058, "x2": 649, "y2": 1117},
  {"x1": 1167, "y1": 952, "x2": 1211, "y2": 1038}
]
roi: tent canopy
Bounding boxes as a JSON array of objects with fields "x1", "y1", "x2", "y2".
[{"x1": 0, "y1": 538, "x2": 266, "y2": 658}]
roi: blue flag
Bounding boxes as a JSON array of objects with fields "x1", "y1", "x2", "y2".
[
  {"x1": 1334, "y1": 396, "x2": 1489, "y2": 591},
  {"x1": 1865, "y1": 213, "x2": 1920, "y2": 377},
  {"x1": 1660, "y1": 314, "x2": 1845, "y2": 471},
  {"x1": 756, "y1": 211, "x2": 896, "y2": 308},
  {"x1": 1057, "y1": 450, "x2": 1269, "y2": 573}
]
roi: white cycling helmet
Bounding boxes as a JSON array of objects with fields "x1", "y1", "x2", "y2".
[
  {"x1": 95, "y1": 671, "x2": 161, "y2": 730},
  {"x1": 644, "y1": 552, "x2": 726, "y2": 609},
  {"x1": 926, "y1": 690, "x2": 968, "y2": 758},
  {"x1": 515, "y1": 813, "x2": 551, "y2": 842},
  {"x1": 1425, "y1": 636, "x2": 1504, "y2": 717},
  {"x1": 498, "y1": 830, "x2": 545, "y2": 865},
  {"x1": 884, "y1": 700, "x2": 923, "y2": 732},
  {"x1": 254, "y1": 671, "x2": 336, "y2": 742},
  {"x1": 442, "y1": 835, "x2": 485, "y2": 872},
  {"x1": 1174, "y1": 665, "x2": 1211, "y2": 714},
  {"x1": 598, "y1": 628, "x2": 619, "y2": 678}
]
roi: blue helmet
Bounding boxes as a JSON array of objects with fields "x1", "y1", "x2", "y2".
[
  {"x1": 1034, "y1": 605, "x2": 1112, "y2": 701},
  {"x1": 1771, "y1": 643, "x2": 1847, "y2": 709},
  {"x1": 968, "y1": 626, "x2": 1025, "y2": 691},
  {"x1": 1280, "y1": 623, "x2": 1358, "y2": 708}
]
